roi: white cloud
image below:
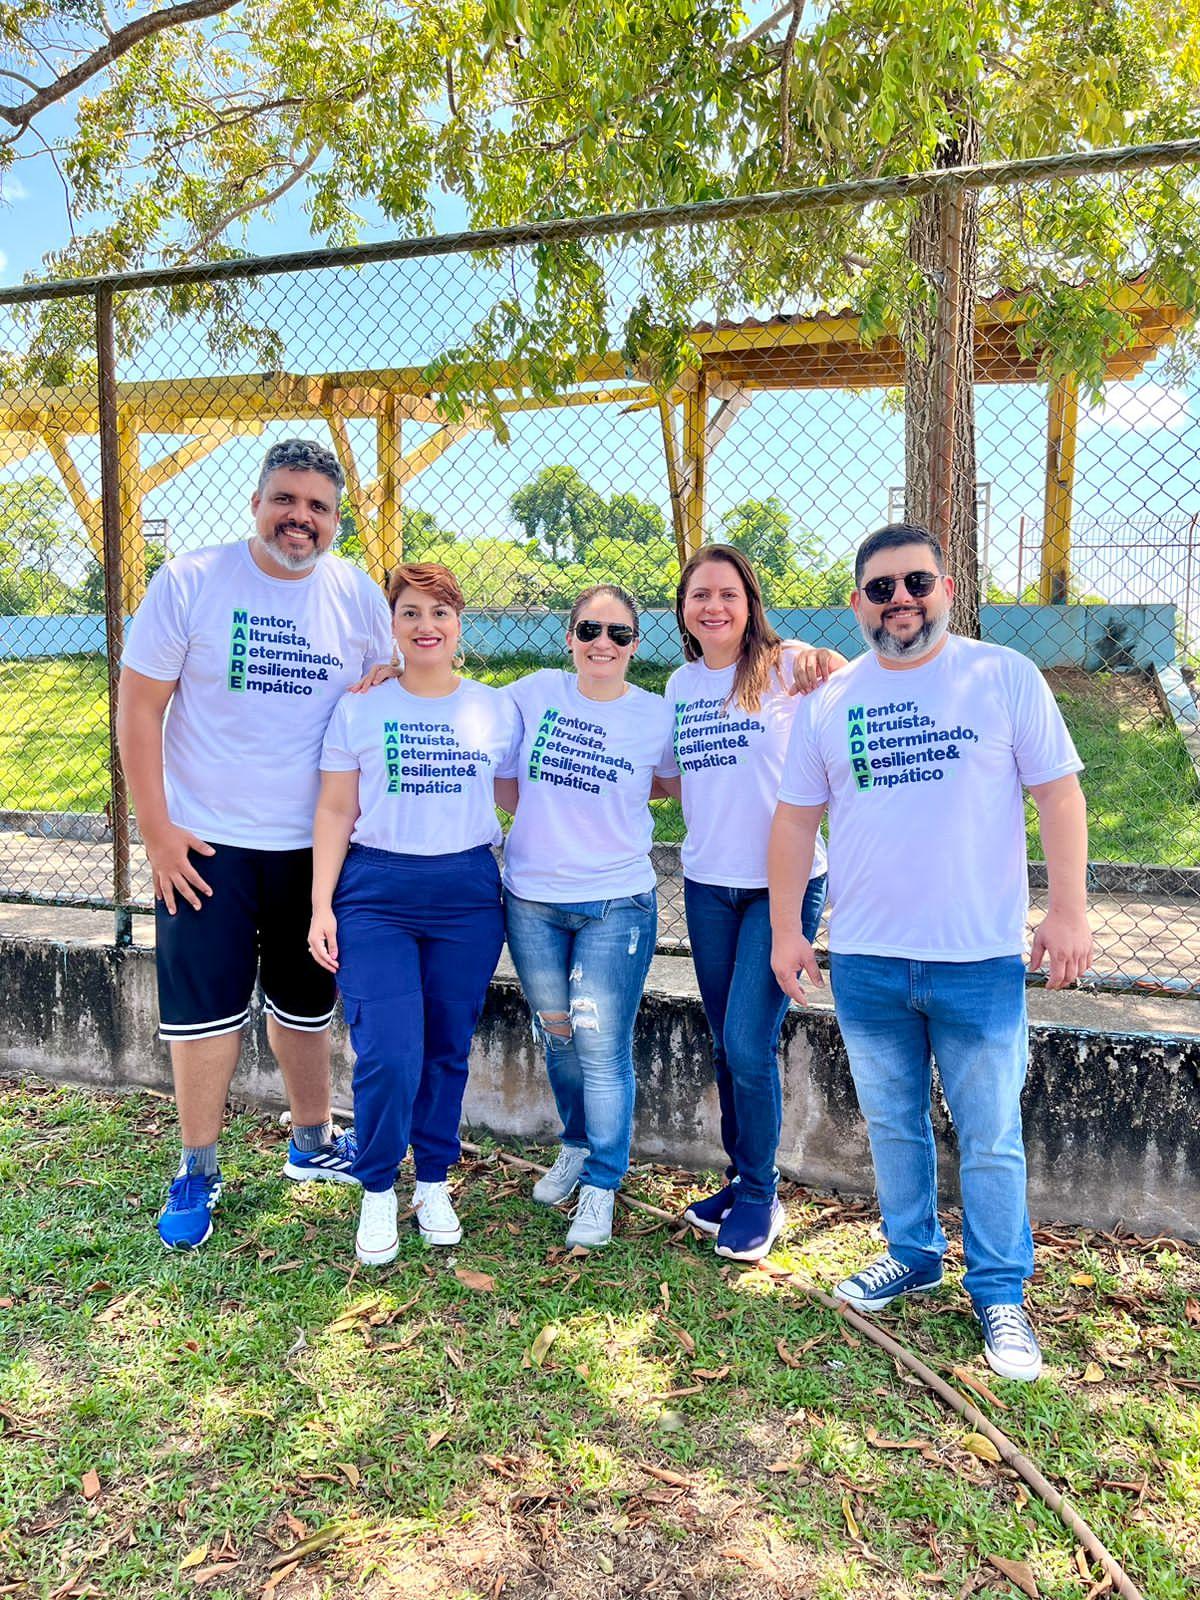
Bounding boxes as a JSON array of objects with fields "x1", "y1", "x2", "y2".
[
  {"x1": 0, "y1": 250, "x2": 7, "y2": 277},
  {"x1": 1, "y1": 176, "x2": 28, "y2": 201},
  {"x1": 1081, "y1": 382, "x2": 1190, "y2": 433}
]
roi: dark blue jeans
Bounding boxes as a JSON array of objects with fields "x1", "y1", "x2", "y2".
[
  {"x1": 684, "y1": 874, "x2": 827, "y2": 1204},
  {"x1": 334, "y1": 843, "x2": 504, "y2": 1192}
]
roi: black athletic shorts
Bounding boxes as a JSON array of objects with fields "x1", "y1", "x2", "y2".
[{"x1": 155, "y1": 842, "x2": 336, "y2": 1043}]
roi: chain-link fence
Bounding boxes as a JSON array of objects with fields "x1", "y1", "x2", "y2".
[{"x1": 3, "y1": 141, "x2": 1200, "y2": 993}]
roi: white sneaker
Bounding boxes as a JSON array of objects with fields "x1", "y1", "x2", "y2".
[
  {"x1": 412, "y1": 1180, "x2": 462, "y2": 1246},
  {"x1": 532, "y1": 1146, "x2": 590, "y2": 1206},
  {"x1": 978, "y1": 1303, "x2": 1043, "y2": 1382},
  {"x1": 565, "y1": 1184, "x2": 615, "y2": 1249},
  {"x1": 355, "y1": 1188, "x2": 398, "y2": 1266}
]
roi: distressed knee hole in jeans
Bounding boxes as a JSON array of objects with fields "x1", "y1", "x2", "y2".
[
  {"x1": 626, "y1": 927, "x2": 640, "y2": 955},
  {"x1": 569, "y1": 996, "x2": 600, "y2": 1032},
  {"x1": 536, "y1": 1011, "x2": 572, "y2": 1050}
]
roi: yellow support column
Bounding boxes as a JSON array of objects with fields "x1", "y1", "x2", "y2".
[
  {"x1": 657, "y1": 395, "x2": 688, "y2": 571},
  {"x1": 682, "y1": 374, "x2": 709, "y2": 560},
  {"x1": 375, "y1": 395, "x2": 403, "y2": 582},
  {"x1": 117, "y1": 416, "x2": 145, "y2": 613},
  {"x1": 1039, "y1": 375, "x2": 1079, "y2": 605}
]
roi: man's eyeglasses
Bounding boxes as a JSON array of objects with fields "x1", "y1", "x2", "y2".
[
  {"x1": 573, "y1": 620, "x2": 637, "y2": 646},
  {"x1": 861, "y1": 571, "x2": 940, "y2": 605}
]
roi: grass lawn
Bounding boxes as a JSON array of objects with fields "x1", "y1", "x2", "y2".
[
  {"x1": 1, "y1": 1078, "x2": 1198, "y2": 1600},
  {"x1": 2, "y1": 656, "x2": 1199, "y2": 864}
]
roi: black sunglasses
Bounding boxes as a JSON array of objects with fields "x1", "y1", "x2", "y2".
[
  {"x1": 862, "y1": 570, "x2": 941, "y2": 605},
  {"x1": 573, "y1": 620, "x2": 637, "y2": 646}
]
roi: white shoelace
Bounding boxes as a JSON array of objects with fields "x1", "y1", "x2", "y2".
[
  {"x1": 982, "y1": 1304, "x2": 1037, "y2": 1351},
  {"x1": 359, "y1": 1190, "x2": 395, "y2": 1233},
  {"x1": 545, "y1": 1148, "x2": 585, "y2": 1181},
  {"x1": 572, "y1": 1187, "x2": 610, "y2": 1223},
  {"x1": 415, "y1": 1183, "x2": 458, "y2": 1231},
  {"x1": 854, "y1": 1254, "x2": 909, "y2": 1292}
]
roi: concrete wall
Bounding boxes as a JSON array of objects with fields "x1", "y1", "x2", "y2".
[
  {"x1": 3, "y1": 934, "x2": 1197, "y2": 1240},
  {"x1": 1, "y1": 602, "x2": 1179, "y2": 669}
]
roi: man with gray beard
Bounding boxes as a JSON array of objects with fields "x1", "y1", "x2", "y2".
[
  {"x1": 117, "y1": 439, "x2": 392, "y2": 1251},
  {"x1": 767, "y1": 523, "x2": 1092, "y2": 1382}
]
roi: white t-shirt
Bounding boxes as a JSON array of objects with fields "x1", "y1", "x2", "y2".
[
  {"x1": 320, "y1": 677, "x2": 520, "y2": 855},
  {"x1": 778, "y1": 634, "x2": 1082, "y2": 961},
  {"x1": 663, "y1": 651, "x2": 828, "y2": 888},
  {"x1": 123, "y1": 541, "x2": 392, "y2": 850},
  {"x1": 502, "y1": 669, "x2": 675, "y2": 902}
]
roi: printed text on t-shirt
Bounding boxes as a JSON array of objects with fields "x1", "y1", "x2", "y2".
[
  {"x1": 227, "y1": 609, "x2": 344, "y2": 696},
  {"x1": 673, "y1": 695, "x2": 761, "y2": 771},
  {"x1": 383, "y1": 718, "x2": 491, "y2": 796},
  {"x1": 847, "y1": 696, "x2": 980, "y2": 792},
  {"x1": 528, "y1": 707, "x2": 635, "y2": 795}
]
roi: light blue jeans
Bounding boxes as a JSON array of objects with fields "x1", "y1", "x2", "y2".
[
  {"x1": 828, "y1": 953, "x2": 1034, "y2": 1309},
  {"x1": 505, "y1": 889, "x2": 657, "y2": 1191}
]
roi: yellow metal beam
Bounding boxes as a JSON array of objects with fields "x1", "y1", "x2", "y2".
[
  {"x1": 117, "y1": 416, "x2": 146, "y2": 613},
  {"x1": 374, "y1": 397, "x2": 403, "y2": 582},
  {"x1": 657, "y1": 396, "x2": 687, "y2": 570},
  {"x1": 140, "y1": 427, "x2": 260, "y2": 495},
  {"x1": 43, "y1": 432, "x2": 103, "y2": 561},
  {"x1": 681, "y1": 374, "x2": 709, "y2": 560},
  {"x1": 1039, "y1": 374, "x2": 1079, "y2": 605}
]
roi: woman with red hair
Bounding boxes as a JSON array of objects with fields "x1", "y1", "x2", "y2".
[{"x1": 308, "y1": 563, "x2": 520, "y2": 1266}]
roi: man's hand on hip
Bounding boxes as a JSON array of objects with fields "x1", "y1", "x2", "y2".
[
  {"x1": 1029, "y1": 908, "x2": 1093, "y2": 989},
  {"x1": 144, "y1": 823, "x2": 216, "y2": 915}
]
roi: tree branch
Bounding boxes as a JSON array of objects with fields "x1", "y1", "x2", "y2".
[
  {"x1": 721, "y1": 1, "x2": 798, "y2": 57},
  {"x1": 0, "y1": 0, "x2": 243, "y2": 130},
  {"x1": 0, "y1": 67, "x2": 43, "y2": 94},
  {"x1": 778, "y1": 0, "x2": 804, "y2": 171},
  {"x1": 185, "y1": 142, "x2": 321, "y2": 258}
]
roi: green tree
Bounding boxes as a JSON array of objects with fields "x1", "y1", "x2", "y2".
[
  {"x1": 509, "y1": 466, "x2": 605, "y2": 562},
  {"x1": 74, "y1": 541, "x2": 168, "y2": 613},
  {"x1": 720, "y1": 496, "x2": 819, "y2": 578},
  {"x1": 0, "y1": 478, "x2": 77, "y2": 613}
]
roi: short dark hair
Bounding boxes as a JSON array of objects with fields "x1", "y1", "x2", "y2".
[
  {"x1": 854, "y1": 522, "x2": 945, "y2": 587},
  {"x1": 256, "y1": 438, "x2": 345, "y2": 498}
]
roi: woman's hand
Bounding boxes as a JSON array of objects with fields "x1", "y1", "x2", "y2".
[
  {"x1": 307, "y1": 907, "x2": 340, "y2": 973},
  {"x1": 347, "y1": 661, "x2": 401, "y2": 694},
  {"x1": 789, "y1": 647, "x2": 848, "y2": 696}
]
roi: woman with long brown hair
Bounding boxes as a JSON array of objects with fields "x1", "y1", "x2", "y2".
[{"x1": 661, "y1": 543, "x2": 843, "y2": 1261}]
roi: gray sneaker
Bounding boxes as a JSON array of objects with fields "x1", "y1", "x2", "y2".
[
  {"x1": 978, "y1": 1303, "x2": 1043, "y2": 1382},
  {"x1": 533, "y1": 1145, "x2": 590, "y2": 1206},
  {"x1": 565, "y1": 1184, "x2": 615, "y2": 1248}
]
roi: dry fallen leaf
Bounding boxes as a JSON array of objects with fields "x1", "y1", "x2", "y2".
[
  {"x1": 693, "y1": 1365, "x2": 730, "y2": 1381},
  {"x1": 841, "y1": 1495, "x2": 861, "y2": 1540},
  {"x1": 639, "y1": 1463, "x2": 694, "y2": 1489},
  {"x1": 1080, "y1": 1362, "x2": 1105, "y2": 1384},
  {"x1": 445, "y1": 1345, "x2": 466, "y2": 1372},
  {"x1": 1069, "y1": 1272, "x2": 1096, "y2": 1288},
  {"x1": 986, "y1": 1554, "x2": 1039, "y2": 1597},
  {"x1": 529, "y1": 1324, "x2": 559, "y2": 1366},
  {"x1": 775, "y1": 1337, "x2": 802, "y2": 1369},
  {"x1": 951, "y1": 1366, "x2": 1008, "y2": 1411},
  {"x1": 866, "y1": 1427, "x2": 925, "y2": 1452},
  {"x1": 962, "y1": 1432, "x2": 1002, "y2": 1464},
  {"x1": 336, "y1": 1462, "x2": 360, "y2": 1488},
  {"x1": 81, "y1": 1469, "x2": 101, "y2": 1501},
  {"x1": 1185, "y1": 1297, "x2": 1200, "y2": 1328},
  {"x1": 179, "y1": 1544, "x2": 209, "y2": 1571},
  {"x1": 454, "y1": 1268, "x2": 496, "y2": 1293},
  {"x1": 667, "y1": 1324, "x2": 696, "y2": 1356},
  {"x1": 427, "y1": 1429, "x2": 449, "y2": 1449}
]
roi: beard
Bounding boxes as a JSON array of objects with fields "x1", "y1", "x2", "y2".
[
  {"x1": 860, "y1": 604, "x2": 951, "y2": 661},
  {"x1": 254, "y1": 524, "x2": 325, "y2": 574}
]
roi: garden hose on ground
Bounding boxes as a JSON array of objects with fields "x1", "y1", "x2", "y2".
[{"x1": 461, "y1": 1141, "x2": 1144, "y2": 1600}]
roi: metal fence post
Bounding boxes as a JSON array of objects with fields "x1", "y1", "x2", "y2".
[{"x1": 95, "y1": 286, "x2": 134, "y2": 948}]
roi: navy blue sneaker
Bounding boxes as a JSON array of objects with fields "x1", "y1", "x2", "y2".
[
  {"x1": 683, "y1": 1180, "x2": 738, "y2": 1237},
  {"x1": 282, "y1": 1128, "x2": 360, "y2": 1185},
  {"x1": 834, "y1": 1253, "x2": 943, "y2": 1312},
  {"x1": 714, "y1": 1196, "x2": 786, "y2": 1262},
  {"x1": 158, "y1": 1162, "x2": 223, "y2": 1251}
]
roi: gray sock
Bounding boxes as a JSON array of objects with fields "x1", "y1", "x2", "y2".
[
  {"x1": 291, "y1": 1120, "x2": 334, "y2": 1153},
  {"x1": 178, "y1": 1142, "x2": 219, "y2": 1177}
]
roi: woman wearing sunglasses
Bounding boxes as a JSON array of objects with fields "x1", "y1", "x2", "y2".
[
  {"x1": 308, "y1": 563, "x2": 521, "y2": 1266},
  {"x1": 659, "y1": 544, "x2": 844, "y2": 1261},
  {"x1": 502, "y1": 583, "x2": 675, "y2": 1248}
]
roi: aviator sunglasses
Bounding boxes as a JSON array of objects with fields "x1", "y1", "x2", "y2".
[
  {"x1": 573, "y1": 619, "x2": 637, "y2": 646},
  {"x1": 861, "y1": 570, "x2": 940, "y2": 605}
]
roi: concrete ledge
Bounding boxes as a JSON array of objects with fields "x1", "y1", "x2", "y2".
[{"x1": 3, "y1": 934, "x2": 1197, "y2": 1241}]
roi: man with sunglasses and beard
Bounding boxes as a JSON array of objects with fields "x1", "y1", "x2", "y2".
[
  {"x1": 117, "y1": 439, "x2": 392, "y2": 1251},
  {"x1": 768, "y1": 523, "x2": 1092, "y2": 1382}
]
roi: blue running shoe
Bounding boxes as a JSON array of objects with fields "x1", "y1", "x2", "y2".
[
  {"x1": 283, "y1": 1128, "x2": 360, "y2": 1185},
  {"x1": 834, "y1": 1253, "x2": 943, "y2": 1313},
  {"x1": 714, "y1": 1196, "x2": 786, "y2": 1262},
  {"x1": 158, "y1": 1162, "x2": 223, "y2": 1251},
  {"x1": 683, "y1": 1179, "x2": 739, "y2": 1237}
]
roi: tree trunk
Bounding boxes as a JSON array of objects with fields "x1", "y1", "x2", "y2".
[{"x1": 903, "y1": 118, "x2": 981, "y2": 639}]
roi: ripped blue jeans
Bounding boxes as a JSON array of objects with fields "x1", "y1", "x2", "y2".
[{"x1": 504, "y1": 889, "x2": 657, "y2": 1191}]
